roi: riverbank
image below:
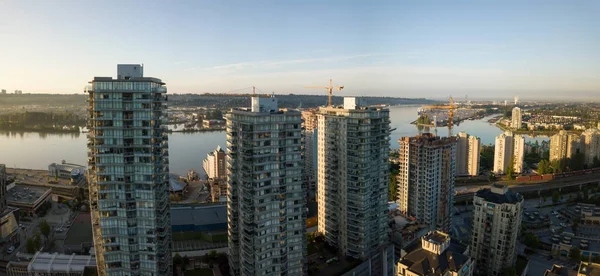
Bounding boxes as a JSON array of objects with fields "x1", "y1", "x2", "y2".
[{"x1": 495, "y1": 122, "x2": 582, "y2": 136}]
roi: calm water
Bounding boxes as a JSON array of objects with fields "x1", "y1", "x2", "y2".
[{"x1": 0, "y1": 106, "x2": 547, "y2": 176}]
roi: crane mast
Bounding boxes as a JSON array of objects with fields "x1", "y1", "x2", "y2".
[{"x1": 304, "y1": 78, "x2": 344, "y2": 107}]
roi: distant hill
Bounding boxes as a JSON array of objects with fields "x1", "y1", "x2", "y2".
[{"x1": 169, "y1": 93, "x2": 434, "y2": 108}]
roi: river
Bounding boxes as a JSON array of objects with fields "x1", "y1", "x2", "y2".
[{"x1": 0, "y1": 105, "x2": 548, "y2": 176}]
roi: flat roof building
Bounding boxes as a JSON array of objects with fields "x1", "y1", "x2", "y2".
[
  {"x1": 7, "y1": 252, "x2": 96, "y2": 276},
  {"x1": 6, "y1": 185, "x2": 51, "y2": 217}
]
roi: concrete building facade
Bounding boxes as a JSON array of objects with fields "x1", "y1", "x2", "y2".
[
  {"x1": 494, "y1": 132, "x2": 524, "y2": 174},
  {"x1": 511, "y1": 107, "x2": 522, "y2": 129},
  {"x1": 226, "y1": 96, "x2": 307, "y2": 276},
  {"x1": 301, "y1": 109, "x2": 318, "y2": 199},
  {"x1": 317, "y1": 97, "x2": 391, "y2": 264},
  {"x1": 456, "y1": 132, "x2": 480, "y2": 176},
  {"x1": 7, "y1": 252, "x2": 96, "y2": 276},
  {"x1": 397, "y1": 231, "x2": 474, "y2": 276},
  {"x1": 397, "y1": 134, "x2": 457, "y2": 233},
  {"x1": 550, "y1": 130, "x2": 581, "y2": 162},
  {"x1": 86, "y1": 64, "x2": 172, "y2": 276},
  {"x1": 582, "y1": 128, "x2": 600, "y2": 166},
  {"x1": 471, "y1": 184, "x2": 523, "y2": 276},
  {"x1": 0, "y1": 164, "x2": 6, "y2": 210},
  {"x1": 203, "y1": 146, "x2": 226, "y2": 179}
]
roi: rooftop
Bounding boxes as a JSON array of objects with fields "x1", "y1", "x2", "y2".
[
  {"x1": 475, "y1": 185, "x2": 523, "y2": 204},
  {"x1": 64, "y1": 213, "x2": 93, "y2": 247},
  {"x1": 423, "y1": 231, "x2": 449, "y2": 245},
  {"x1": 28, "y1": 252, "x2": 95, "y2": 273},
  {"x1": 6, "y1": 185, "x2": 51, "y2": 205},
  {"x1": 400, "y1": 133, "x2": 458, "y2": 147},
  {"x1": 544, "y1": 264, "x2": 575, "y2": 276},
  {"x1": 399, "y1": 235, "x2": 470, "y2": 276},
  {"x1": 171, "y1": 204, "x2": 227, "y2": 226},
  {"x1": 580, "y1": 262, "x2": 600, "y2": 276}
]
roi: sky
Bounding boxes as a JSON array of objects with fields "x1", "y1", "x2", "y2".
[{"x1": 0, "y1": 0, "x2": 599, "y2": 100}]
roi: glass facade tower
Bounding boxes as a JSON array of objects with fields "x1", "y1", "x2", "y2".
[{"x1": 86, "y1": 64, "x2": 172, "y2": 276}]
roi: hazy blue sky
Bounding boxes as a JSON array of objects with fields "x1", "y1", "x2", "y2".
[{"x1": 0, "y1": 0, "x2": 598, "y2": 99}]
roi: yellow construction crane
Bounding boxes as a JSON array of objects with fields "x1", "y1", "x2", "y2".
[
  {"x1": 304, "y1": 78, "x2": 344, "y2": 107},
  {"x1": 421, "y1": 97, "x2": 457, "y2": 136}
]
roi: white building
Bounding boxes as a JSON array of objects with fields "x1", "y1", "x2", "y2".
[
  {"x1": 456, "y1": 132, "x2": 480, "y2": 176},
  {"x1": 471, "y1": 184, "x2": 523, "y2": 276},
  {"x1": 493, "y1": 131, "x2": 524, "y2": 174},
  {"x1": 86, "y1": 64, "x2": 172, "y2": 275},
  {"x1": 317, "y1": 97, "x2": 392, "y2": 274},
  {"x1": 7, "y1": 252, "x2": 96, "y2": 276},
  {"x1": 397, "y1": 231, "x2": 474, "y2": 276},
  {"x1": 511, "y1": 107, "x2": 522, "y2": 129},
  {"x1": 397, "y1": 133, "x2": 456, "y2": 233},
  {"x1": 202, "y1": 145, "x2": 226, "y2": 179},
  {"x1": 226, "y1": 96, "x2": 307, "y2": 276}
]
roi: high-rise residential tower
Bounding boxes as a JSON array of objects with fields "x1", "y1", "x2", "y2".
[
  {"x1": 582, "y1": 128, "x2": 600, "y2": 166},
  {"x1": 550, "y1": 130, "x2": 581, "y2": 162},
  {"x1": 226, "y1": 96, "x2": 307, "y2": 276},
  {"x1": 493, "y1": 131, "x2": 524, "y2": 174},
  {"x1": 397, "y1": 133, "x2": 457, "y2": 233},
  {"x1": 203, "y1": 145, "x2": 226, "y2": 179},
  {"x1": 456, "y1": 132, "x2": 480, "y2": 176},
  {"x1": 317, "y1": 97, "x2": 391, "y2": 263},
  {"x1": 513, "y1": 134, "x2": 525, "y2": 174},
  {"x1": 86, "y1": 64, "x2": 172, "y2": 276},
  {"x1": 301, "y1": 109, "x2": 318, "y2": 200},
  {"x1": 471, "y1": 184, "x2": 523, "y2": 276},
  {"x1": 511, "y1": 107, "x2": 522, "y2": 129}
]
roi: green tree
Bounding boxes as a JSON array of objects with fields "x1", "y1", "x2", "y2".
[
  {"x1": 543, "y1": 195, "x2": 547, "y2": 203},
  {"x1": 505, "y1": 157, "x2": 515, "y2": 180},
  {"x1": 593, "y1": 157, "x2": 600, "y2": 168},
  {"x1": 209, "y1": 250, "x2": 218, "y2": 260},
  {"x1": 26, "y1": 237, "x2": 36, "y2": 254},
  {"x1": 39, "y1": 220, "x2": 50, "y2": 242},
  {"x1": 552, "y1": 191, "x2": 560, "y2": 204},
  {"x1": 538, "y1": 160, "x2": 550, "y2": 175},
  {"x1": 503, "y1": 267, "x2": 517, "y2": 276},
  {"x1": 570, "y1": 247, "x2": 581, "y2": 261},
  {"x1": 173, "y1": 253, "x2": 183, "y2": 265},
  {"x1": 522, "y1": 232, "x2": 540, "y2": 248},
  {"x1": 388, "y1": 171, "x2": 398, "y2": 201}
]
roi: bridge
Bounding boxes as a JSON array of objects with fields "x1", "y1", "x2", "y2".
[{"x1": 454, "y1": 175, "x2": 600, "y2": 204}]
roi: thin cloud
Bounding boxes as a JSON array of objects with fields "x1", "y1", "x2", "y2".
[{"x1": 200, "y1": 53, "x2": 396, "y2": 71}]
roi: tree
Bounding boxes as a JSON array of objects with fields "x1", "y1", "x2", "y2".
[
  {"x1": 173, "y1": 253, "x2": 183, "y2": 265},
  {"x1": 209, "y1": 250, "x2": 218, "y2": 260},
  {"x1": 26, "y1": 237, "x2": 36, "y2": 254},
  {"x1": 506, "y1": 157, "x2": 515, "y2": 180},
  {"x1": 552, "y1": 191, "x2": 560, "y2": 204},
  {"x1": 543, "y1": 195, "x2": 547, "y2": 203},
  {"x1": 39, "y1": 220, "x2": 50, "y2": 241},
  {"x1": 538, "y1": 159, "x2": 550, "y2": 175},
  {"x1": 584, "y1": 188, "x2": 589, "y2": 200},
  {"x1": 503, "y1": 267, "x2": 517, "y2": 276},
  {"x1": 388, "y1": 171, "x2": 398, "y2": 201},
  {"x1": 522, "y1": 232, "x2": 540, "y2": 248},
  {"x1": 570, "y1": 247, "x2": 581, "y2": 261},
  {"x1": 593, "y1": 157, "x2": 600, "y2": 169}
]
